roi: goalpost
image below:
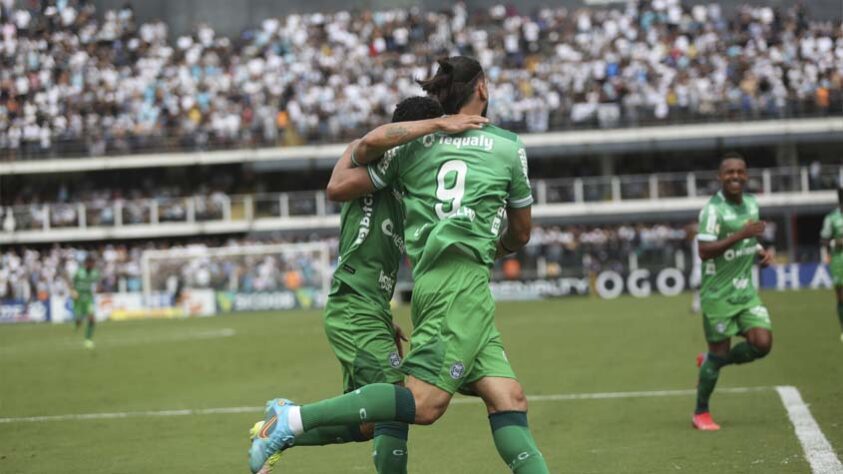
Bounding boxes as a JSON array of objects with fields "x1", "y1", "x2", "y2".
[{"x1": 140, "y1": 241, "x2": 333, "y2": 313}]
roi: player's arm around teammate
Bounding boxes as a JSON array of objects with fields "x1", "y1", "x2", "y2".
[{"x1": 326, "y1": 115, "x2": 488, "y2": 202}]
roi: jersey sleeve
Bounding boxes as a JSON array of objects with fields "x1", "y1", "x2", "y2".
[
  {"x1": 507, "y1": 139, "x2": 533, "y2": 209},
  {"x1": 697, "y1": 204, "x2": 719, "y2": 242},
  {"x1": 366, "y1": 142, "x2": 407, "y2": 191},
  {"x1": 821, "y1": 214, "x2": 833, "y2": 240}
]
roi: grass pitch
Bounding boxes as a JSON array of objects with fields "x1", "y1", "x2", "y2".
[{"x1": 1, "y1": 290, "x2": 841, "y2": 473}]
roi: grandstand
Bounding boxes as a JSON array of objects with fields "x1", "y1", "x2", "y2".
[{"x1": 1, "y1": 1, "x2": 842, "y2": 473}]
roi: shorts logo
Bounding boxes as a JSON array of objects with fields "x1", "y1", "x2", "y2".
[
  {"x1": 750, "y1": 306, "x2": 770, "y2": 322},
  {"x1": 388, "y1": 351, "x2": 401, "y2": 368},
  {"x1": 449, "y1": 362, "x2": 465, "y2": 380},
  {"x1": 715, "y1": 322, "x2": 727, "y2": 334}
]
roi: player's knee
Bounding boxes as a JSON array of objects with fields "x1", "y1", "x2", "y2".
[
  {"x1": 753, "y1": 340, "x2": 772, "y2": 357},
  {"x1": 749, "y1": 332, "x2": 772, "y2": 356},
  {"x1": 412, "y1": 395, "x2": 448, "y2": 425},
  {"x1": 413, "y1": 404, "x2": 445, "y2": 425},
  {"x1": 507, "y1": 385, "x2": 528, "y2": 412}
]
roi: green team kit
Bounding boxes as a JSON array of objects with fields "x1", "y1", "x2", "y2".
[
  {"x1": 73, "y1": 267, "x2": 99, "y2": 320},
  {"x1": 325, "y1": 188, "x2": 406, "y2": 391},
  {"x1": 821, "y1": 208, "x2": 843, "y2": 286},
  {"x1": 697, "y1": 192, "x2": 771, "y2": 342},
  {"x1": 367, "y1": 125, "x2": 533, "y2": 394}
]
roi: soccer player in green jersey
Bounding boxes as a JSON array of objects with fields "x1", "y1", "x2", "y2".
[
  {"x1": 693, "y1": 153, "x2": 775, "y2": 431},
  {"x1": 249, "y1": 57, "x2": 549, "y2": 474},
  {"x1": 72, "y1": 255, "x2": 100, "y2": 349},
  {"x1": 251, "y1": 96, "x2": 446, "y2": 474},
  {"x1": 820, "y1": 188, "x2": 843, "y2": 342}
]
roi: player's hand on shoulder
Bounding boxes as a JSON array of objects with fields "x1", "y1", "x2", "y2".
[
  {"x1": 436, "y1": 114, "x2": 488, "y2": 134},
  {"x1": 740, "y1": 220, "x2": 766, "y2": 239}
]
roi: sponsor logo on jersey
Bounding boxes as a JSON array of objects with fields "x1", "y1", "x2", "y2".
[
  {"x1": 449, "y1": 362, "x2": 465, "y2": 379},
  {"x1": 438, "y1": 135, "x2": 494, "y2": 152},
  {"x1": 732, "y1": 277, "x2": 749, "y2": 289},
  {"x1": 723, "y1": 245, "x2": 758, "y2": 261},
  {"x1": 518, "y1": 148, "x2": 529, "y2": 177},
  {"x1": 381, "y1": 218, "x2": 405, "y2": 253},
  {"x1": 378, "y1": 148, "x2": 399, "y2": 175},
  {"x1": 354, "y1": 195, "x2": 375, "y2": 245},
  {"x1": 715, "y1": 322, "x2": 727, "y2": 334},
  {"x1": 422, "y1": 134, "x2": 436, "y2": 148},
  {"x1": 388, "y1": 351, "x2": 401, "y2": 368},
  {"x1": 379, "y1": 270, "x2": 395, "y2": 295}
]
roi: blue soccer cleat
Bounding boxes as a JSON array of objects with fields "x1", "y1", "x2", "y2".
[{"x1": 248, "y1": 398, "x2": 298, "y2": 473}]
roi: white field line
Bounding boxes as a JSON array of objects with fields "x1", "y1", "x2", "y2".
[
  {"x1": 776, "y1": 386, "x2": 843, "y2": 474},
  {"x1": 451, "y1": 386, "x2": 769, "y2": 404},
  {"x1": 0, "y1": 386, "x2": 768, "y2": 424},
  {"x1": 0, "y1": 328, "x2": 236, "y2": 354}
]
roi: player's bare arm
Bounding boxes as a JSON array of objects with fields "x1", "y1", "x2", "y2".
[
  {"x1": 326, "y1": 140, "x2": 374, "y2": 202},
  {"x1": 353, "y1": 114, "x2": 488, "y2": 165},
  {"x1": 496, "y1": 206, "x2": 531, "y2": 259},
  {"x1": 698, "y1": 221, "x2": 765, "y2": 260}
]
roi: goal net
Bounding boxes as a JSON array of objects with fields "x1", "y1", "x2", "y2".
[{"x1": 140, "y1": 241, "x2": 333, "y2": 314}]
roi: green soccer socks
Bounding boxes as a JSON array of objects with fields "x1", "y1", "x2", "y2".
[
  {"x1": 489, "y1": 411, "x2": 548, "y2": 473},
  {"x1": 373, "y1": 422, "x2": 408, "y2": 473},
  {"x1": 85, "y1": 318, "x2": 95, "y2": 341},
  {"x1": 293, "y1": 424, "x2": 368, "y2": 446},
  {"x1": 300, "y1": 384, "x2": 415, "y2": 431},
  {"x1": 726, "y1": 341, "x2": 767, "y2": 364},
  {"x1": 695, "y1": 352, "x2": 729, "y2": 414}
]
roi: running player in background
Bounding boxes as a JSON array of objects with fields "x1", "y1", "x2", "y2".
[
  {"x1": 820, "y1": 187, "x2": 843, "y2": 342},
  {"x1": 72, "y1": 255, "x2": 100, "y2": 349},
  {"x1": 693, "y1": 153, "x2": 775, "y2": 431},
  {"x1": 248, "y1": 96, "x2": 445, "y2": 474},
  {"x1": 249, "y1": 56, "x2": 548, "y2": 473}
]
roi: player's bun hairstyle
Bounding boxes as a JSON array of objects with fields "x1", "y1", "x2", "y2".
[
  {"x1": 391, "y1": 96, "x2": 444, "y2": 123},
  {"x1": 417, "y1": 56, "x2": 484, "y2": 114}
]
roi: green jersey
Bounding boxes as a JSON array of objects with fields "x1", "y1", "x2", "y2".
[
  {"x1": 73, "y1": 267, "x2": 100, "y2": 297},
  {"x1": 821, "y1": 208, "x2": 843, "y2": 257},
  {"x1": 697, "y1": 191, "x2": 762, "y2": 318},
  {"x1": 367, "y1": 125, "x2": 533, "y2": 278},
  {"x1": 332, "y1": 189, "x2": 405, "y2": 308}
]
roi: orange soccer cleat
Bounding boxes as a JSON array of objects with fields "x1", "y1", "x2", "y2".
[
  {"x1": 692, "y1": 412, "x2": 721, "y2": 431},
  {"x1": 696, "y1": 352, "x2": 706, "y2": 368}
]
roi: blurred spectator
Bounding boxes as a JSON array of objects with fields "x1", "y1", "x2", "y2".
[
  {"x1": 2, "y1": 222, "x2": 701, "y2": 303},
  {"x1": 0, "y1": 1, "x2": 841, "y2": 160}
]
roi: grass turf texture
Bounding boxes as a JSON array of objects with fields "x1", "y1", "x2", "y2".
[{"x1": 0, "y1": 290, "x2": 841, "y2": 473}]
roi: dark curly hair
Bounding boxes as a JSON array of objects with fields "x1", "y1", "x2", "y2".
[
  {"x1": 417, "y1": 56, "x2": 484, "y2": 115},
  {"x1": 391, "y1": 96, "x2": 444, "y2": 123}
]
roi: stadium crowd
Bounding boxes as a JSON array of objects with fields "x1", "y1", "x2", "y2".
[
  {"x1": 0, "y1": 1, "x2": 841, "y2": 159},
  {"x1": 0, "y1": 222, "x2": 698, "y2": 302}
]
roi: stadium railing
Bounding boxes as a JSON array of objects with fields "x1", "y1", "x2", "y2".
[
  {"x1": 2, "y1": 165, "x2": 840, "y2": 244},
  {"x1": 2, "y1": 117, "x2": 842, "y2": 174}
]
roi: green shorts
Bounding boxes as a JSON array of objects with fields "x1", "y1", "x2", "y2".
[
  {"x1": 830, "y1": 256, "x2": 843, "y2": 287},
  {"x1": 703, "y1": 304, "x2": 772, "y2": 343},
  {"x1": 401, "y1": 249, "x2": 516, "y2": 395},
  {"x1": 323, "y1": 284, "x2": 403, "y2": 392},
  {"x1": 73, "y1": 296, "x2": 94, "y2": 321}
]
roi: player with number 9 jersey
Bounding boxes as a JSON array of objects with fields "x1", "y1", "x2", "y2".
[
  {"x1": 368, "y1": 125, "x2": 532, "y2": 279},
  {"x1": 367, "y1": 122, "x2": 533, "y2": 395}
]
